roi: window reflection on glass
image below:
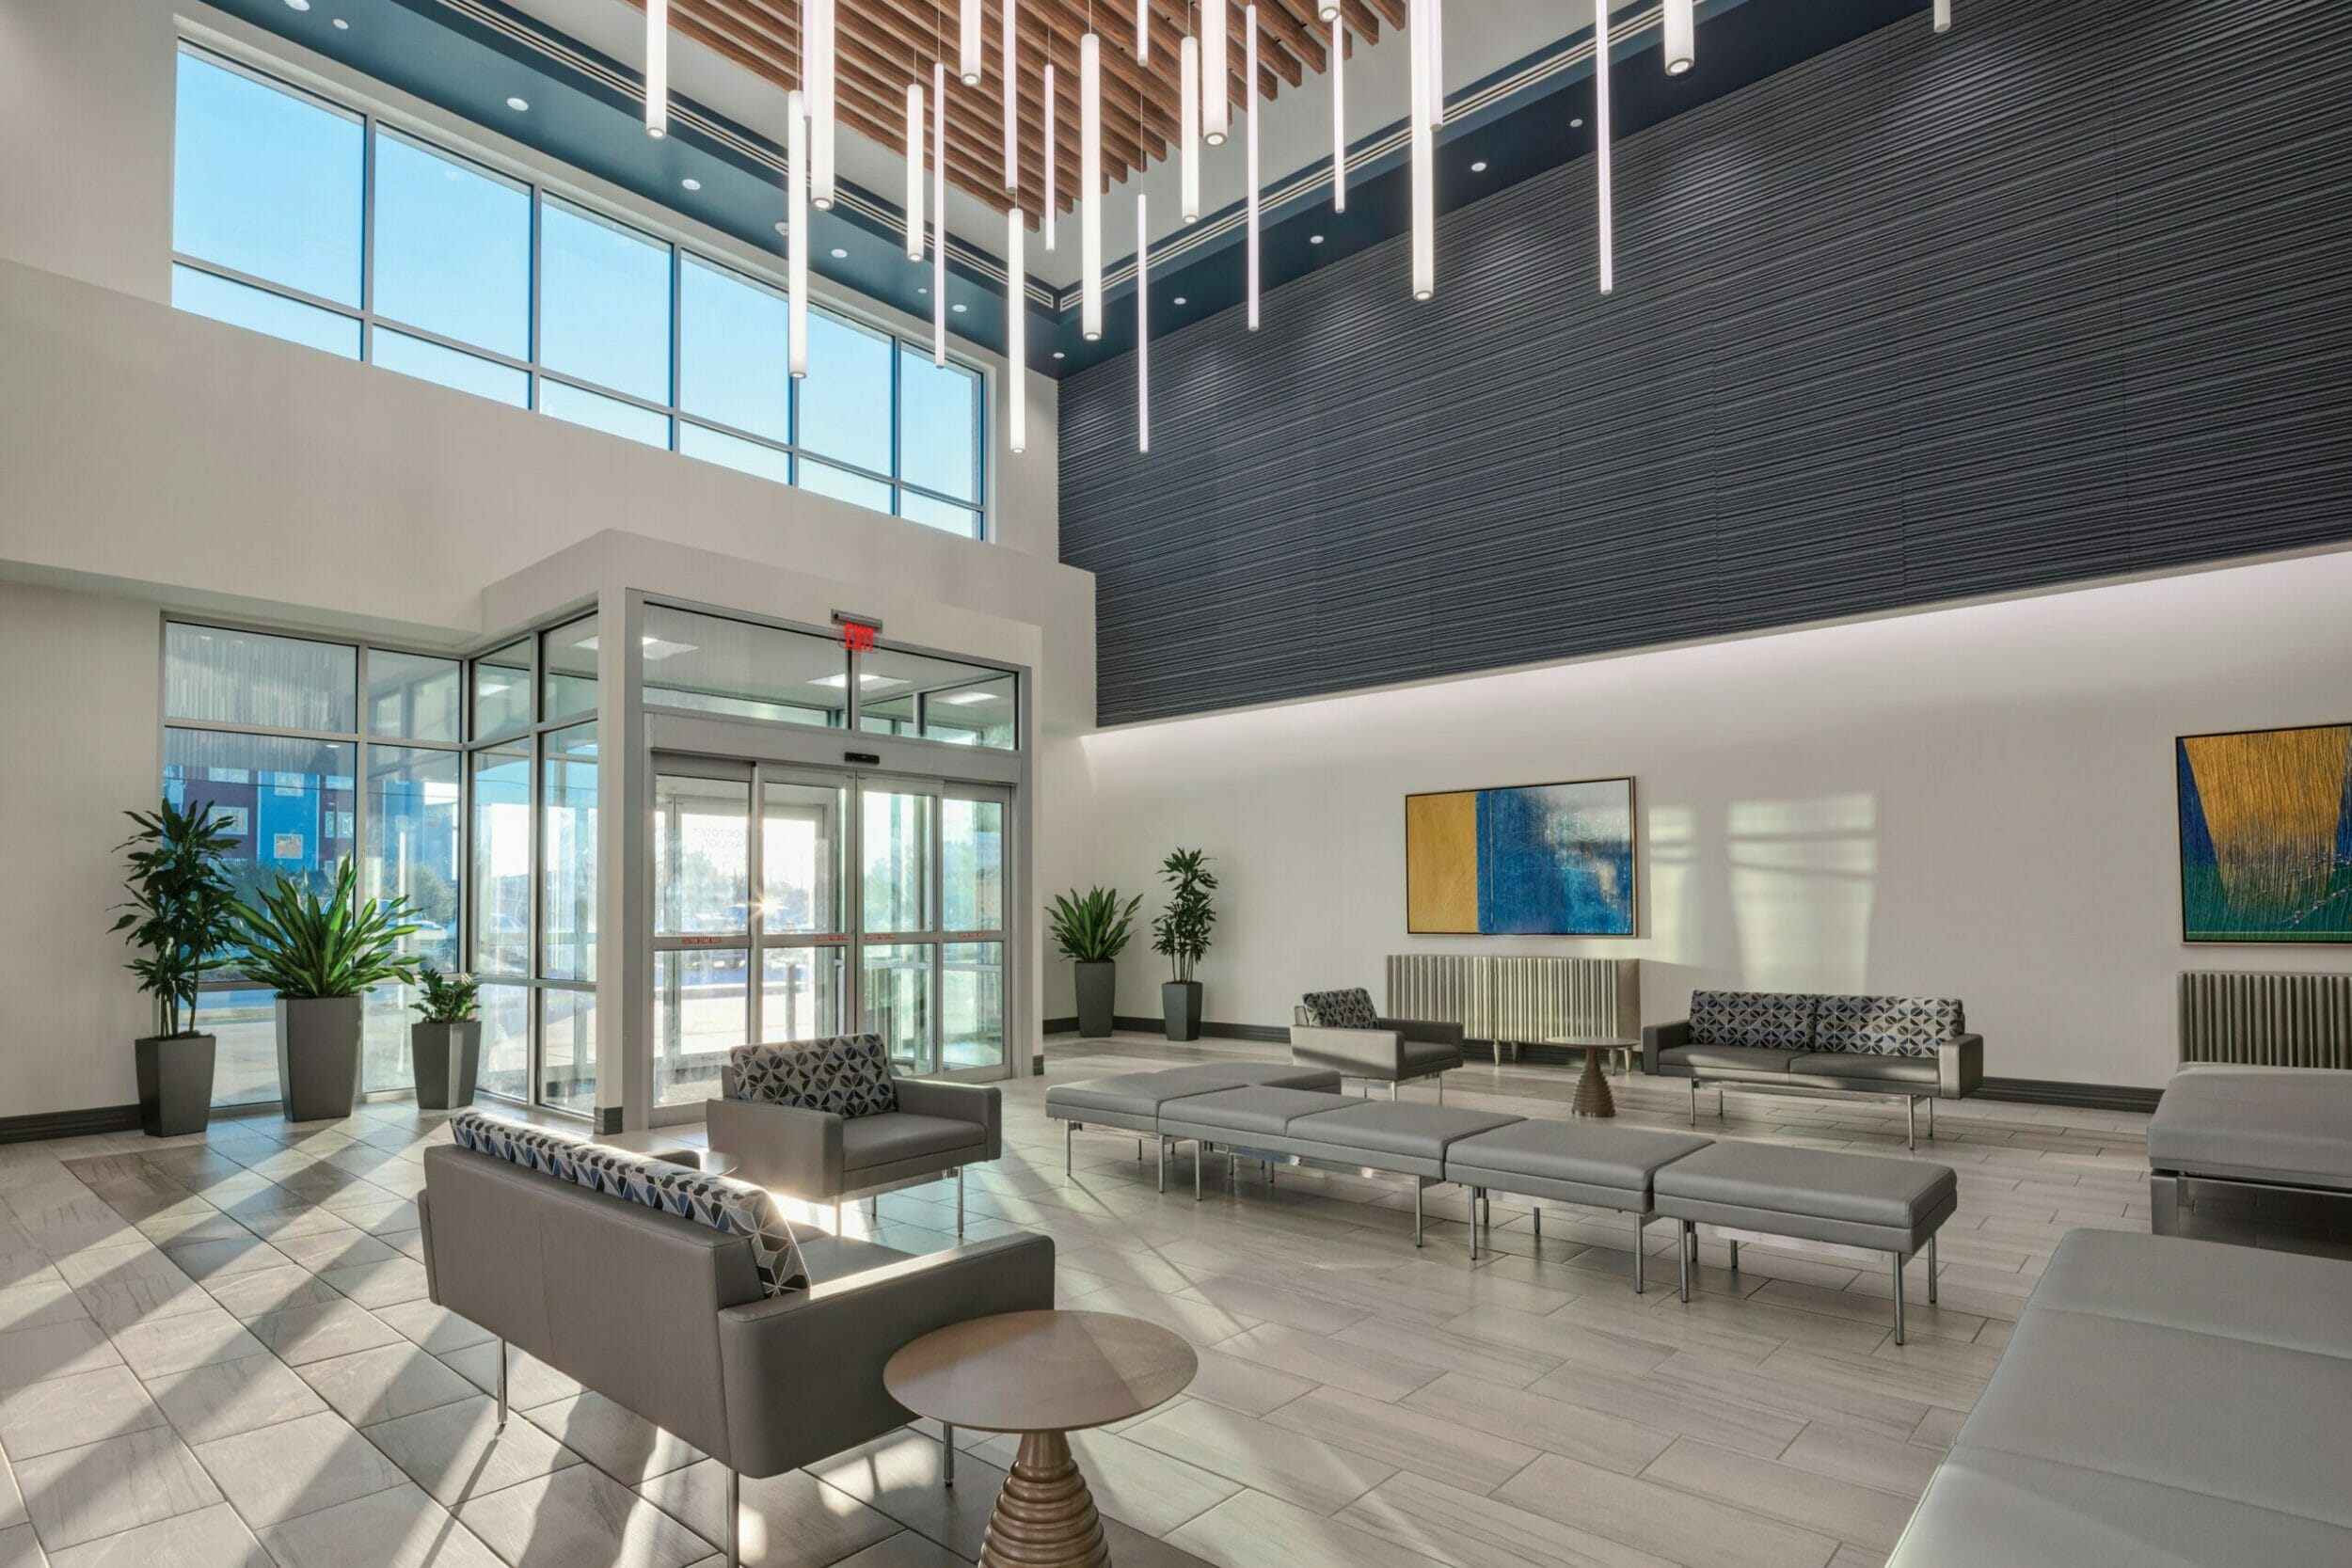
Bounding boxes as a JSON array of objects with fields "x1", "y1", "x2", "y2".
[
  {"x1": 167, "y1": 624, "x2": 358, "y2": 734},
  {"x1": 366, "y1": 650, "x2": 461, "y2": 741},
  {"x1": 942, "y1": 799, "x2": 1004, "y2": 933},
  {"x1": 542, "y1": 989, "x2": 596, "y2": 1114},
  {"x1": 471, "y1": 743, "x2": 532, "y2": 975},
  {"x1": 657, "y1": 948, "x2": 746, "y2": 1106},
  {"x1": 473, "y1": 639, "x2": 532, "y2": 737},
  {"x1": 796, "y1": 458, "x2": 895, "y2": 517},
  {"x1": 540, "y1": 380, "x2": 672, "y2": 449},
  {"x1": 372, "y1": 328, "x2": 529, "y2": 407},
  {"x1": 362, "y1": 743, "x2": 463, "y2": 1094},
  {"x1": 680, "y1": 422, "x2": 793, "y2": 484},
  {"x1": 858, "y1": 648, "x2": 1017, "y2": 751},
  {"x1": 173, "y1": 52, "x2": 363, "y2": 306},
  {"x1": 862, "y1": 942, "x2": 933, "y2": 1073},
  {"x1": 542, "y1": 616, "x2": 598, "y2": 724},
  {"x1": 861, "y1": 790, "x2": 932, "y2": 934},
  {"x1": 797, "y1": 311, "x2": 892, "y2": 475},
  {"x1": 762, "y1": 782, "x2": 845, "y2": 936},
  {"x1": 639, "y1": 606, "x2": 849, "y2": 728},
  {"x1": 164, "y1": 729, "x2": 356, "y2": 911},
  {"x1": 477, "y1": 981, "x2": 532, "y2": 1101},
  {"x1": 172, "y1": 265, "x2": 360, "y2": 359},
  {"x1": 539, "y1": 198, "x2": 672, "y2": 404},
  {"x1": 942, "y1": 942, "x2": 1005, "y2": 1071},
  {"x1": 542, "y1": 723, "x2": 597, "y2": 981},
  {"x1": 680, "y1": 257, "x2": 790, "y2": 442},
  {"x1": 760, "y1": 947, "x2": 840, "y2": 1045},
  {"x1": 371, "y1": 130, "x2": 530, "y2": 358},
  {"x1": 654, "y1": 775, "x2": 750, "y2": 938},
  {"x1": 898, "y1": 491, "x2": 983, "y2": 540},
  {"x1": 897, "y1": 347, "x2": 979, "y2": 502},
  {"x1": 202, "y1": 987, "x2": 281, "y2": 1110}
]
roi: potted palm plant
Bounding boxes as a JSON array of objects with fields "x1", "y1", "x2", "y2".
[
  {"x1": 233, "y1": 859, "x2": 421, "y2": 1121},
  {"x1": 1047, "y1": 886, "x2": 1140, "y2": 1038},
  {"x1": 1151, "y1": 848, "x2": 1218, "y2": 1042},
  {"x1": 112, "y1": 800, "x2": 241, "y2": 1136},
  {"x1": 409, "y1": 966, "x2": 481, "y2": 1111}
]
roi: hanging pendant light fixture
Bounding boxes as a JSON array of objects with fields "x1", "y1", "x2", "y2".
[
  {"x1": 1330, "y1": 16, "x2": 1345, "y2": 213},
  {"x1": 1136, "y1": 192, "x2": 1150, "y2": 451},
  {"x1": 1008, "y1": 207, "x2": 1026, "y2": 452},
  {"x1": 1245, "y1": 4, "x2": 1259, "y2": 329},
  {"x1": 787, "y1": 90, "x2": 808, "y2": 376},
  {"x1": 644, "y1": 0, "x2": 668, "y2": 137},
  {"x1": 1043, "y1": 60, "x2": 1058, "y2": 250},
  {"x1": 1933, "y1": 0, "x2": 1951, "y2": 31},
  {"x1": 933, "y1": 59, "x2": 948, "y2": 363},
  {"x1": 809, "y1": 0, "x2": 835, "y2": 208},
  {"x1": 1663, "y1": 0, "x2": 1693, "y2": 75},
  {"x1": 1408, "y1": 0, "x2": 1432, "y2": 300},
  {"x1": 1001, "y1": 0, "x2": 1018, "y2": 187},
  {"x1": 1201, "y1": 0, "x2": 1228, "y2": 145},
  {"x1": 1136, "y1": 0, "x2": 1151, "y2": 63},
  {"x1": 905, "y1": 79, "x2": 925, "y2": 260},
  {"x1": 1180, "y1": 33, "x2": 1201, "y2": 223},
  {"x1": 1429, "y1": 0, "x2": 1444, "y2": 127},
  {"x1": 1595, "y1": 0, "x2": 1613, "y2": 295},
  {"x1": 960, "y1": 0, "x2": 982, "y2": 85},
  {"x1": 1081, "y1": 31, "x2": 1103, "y2": 340}
]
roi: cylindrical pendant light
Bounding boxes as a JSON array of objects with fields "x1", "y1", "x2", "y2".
[
  {"x1": 1080, "y1": 33, "x2": 1103, "y2": 341},
  {"x1": 1933, "y1": 0, "x2": 1951, "y2": 31},
  {"x1": 1330, "y1": 17, "x2": 1345, "y2": 213},
  {"x1": 960, "y1": 0, "x2": 982, "y2": 85},
  {"x1": 1408, "y1": 0, "x2": 1432, "y2": 300},
  {"x1": 1007, "y1": 207, "x2": 1026, "y2": 453},
  {"x1": 1319, "y1": 2, "x2": 1338, "y2": 18},
  {"x1": 905, "y1": 82, "x2": 925, "y2": 260},
  {"x1": 1201, "y1": 0, "x2": 1228, "y2": 146},
  {"x1": 1043, "y1": 61, "x2": 1058, "y2": 250},
  {"x1": 787, "y1": 90, "x2": 808, "y2": 377},
  {"x1": 1663, "y1": 0, "x2": 1693, "y2": 75},
  {"x1": 1180, "y1": 36, "x2": 1201, "y2": 223},
  {"x1": 1136, "y1": 193, "x2": 1150, "y2": 453},
  {"x1": 933, "y1": 61, "x2": 948, "y2": 363},
  {"x1": 810, "y1": 0, "x2": 835, "y2": 208},
  {"x1": 1594, "y1": 0, "x2": 1613, "y2": 295},
  {"x1": 644, "y1": 0, "x2": 668, "y2": 137},
  {"x1": 1429, "y1": 0, "x2": 1444, "y2": 127},
  {"x1": 1245, "y1": 4, "x2": 1260, "y2": 330},
  {"x1": 1136, "y1": 0, "x2": 1151, "y2": 63},
  {"x1": 1001, "y1": 0, "x2": 1017, "y2": 187}
]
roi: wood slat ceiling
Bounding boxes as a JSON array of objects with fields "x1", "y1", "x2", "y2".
[{"x1": 621, "y1": 0, "x2": 1406, "y2": 225}]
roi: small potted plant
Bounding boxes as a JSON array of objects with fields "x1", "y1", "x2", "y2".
[
  {"x1": 409, "y1": 966, "x2": 481, "y2": 1111},
  {"x1": 233, "y1": 859, "x2": 421, "y2": 1121},
  {"x1": 1151, "y1": 848, "x2": 1218, "y2": 1043},
  {"x1": 1047, "y1": 886, "x2": 1141, "y2": 1039},
  {"x1": 112, "y1": 800, "x2": 241, "y2": 1136}
]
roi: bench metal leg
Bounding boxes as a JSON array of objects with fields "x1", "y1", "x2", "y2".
[
  {"x1": 1437, "y1": 1073, "x2": 1444, "y2": 1104},
  {"x1": 1064, "y1": 1121, "x2": 1074, "y2": 1175},
  {"x1": 1533, "y1": 1206, "x2": 1541, "y2": 1240},
  {"x1": 957, "y1": 1167, "x2": 966, "y2": 1237},
  {"x1": 1892, "y1": 1252, "x2": 1907, "y2": 1345},
  {"x1": 1690, "y1": 1078, "x2": 1699, "y2": 1127},
  {"x1": 724, "y1": 1465, "x2": 739, "y2": 1568},
  {"x1": 1194, "y1": 1141, "x2": 1203, "y2": 1201},
  {"x1": 943, "y1": 1424, "x2": 955, "y2": 1487},
  {"x1": 833, "y1": 1198, "x2": 842, "y2": 1235},
  {"x1": 1907, "y1": 1097, "x2": 1917, "y2": 1150},
  {"x1": 1926, "y1": 1097, "x2": 1935, "y2": 1140},
  {"x1": 2150, "y1": 1173, "x2": 2184, "y2": 1236},
  {"x1": 1927, "y1": 1234, "x2": 1938, "y2": 1304},
  {"x1": 1728, "y1": 1238, "x2": 1739, "y2": 1274},
  {"x1": 1632, "y1": 1213, "x2": 1647, "y2": 1294},
  {"x1": 1230, "y1": 1150, "x2": 1238, "y2": 1191},
  {"x1": 1415, "y1": 1182, "x2": 1425, "y2": 1249},
  {"x1": 495, "y1": 1337, "x2": 509, "y2": 1430},
  {"x1": 1677, "y1": 1221, "x2": 1693, "y2": 1302},
  {"x1": 1156, "y1": 1135, "x2": 1167, "y2": 1194}
]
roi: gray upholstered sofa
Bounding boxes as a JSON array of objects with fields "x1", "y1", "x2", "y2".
[
  {"x1": 2149, "y1": 1064, "x2": 2352, "y2": 1236},
  {"x1": 1290, "y1": 987, "x2": 1466, "y2": 1099},
  {"x1": 707, "y1": 1034, "x2": 998, "y2": 1235},
  {"x1": 418, "y1": 1112, "x2": 1053, "y2": 1568},
  {"x1": 1645, "y1": 990, "x2": 1983, "y2": 1146}
]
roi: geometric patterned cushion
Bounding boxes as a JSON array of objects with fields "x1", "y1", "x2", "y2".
[
  {"x1": 1300, "y1": 988, "x2": 1381, "y2": 1030},
  {"x1": 727, "y1": 1034, "x2": 898, "y2": 1118},
  {"x1": 1687, "y1": 990, "x2": 1819, "y2": 1051},
  {"x1": 1815, "y1": 995, "x2": 1964, "y2": 1058},
  {"x1": 446, "y1": 1111, "x2": 809, "y2": 1296}
]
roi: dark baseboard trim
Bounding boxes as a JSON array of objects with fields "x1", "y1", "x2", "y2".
[
  {"x1": 1110, "y1": 1016, "x2": 1290, "y2": 1044},
  {"x1": 0, "y1": 1104, "x2": 144, "y2": 1145},
  {"x1": 1977, "y1": 1077, "x2": 2163, "y2": 1114},
  {"x1": 1042, "y1": 1017, "x2": 1079, "y2": 1036}
]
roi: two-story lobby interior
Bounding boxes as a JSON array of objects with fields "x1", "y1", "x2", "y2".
[{"x1": 3, "y1": 1, "x2": 2351, "y2": 1565}]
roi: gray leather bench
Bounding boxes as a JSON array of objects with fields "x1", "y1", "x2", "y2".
[
  {"x1": 1442, "y1": 1120, "x2": 1716, "y2": 1289},
  {"x1": 2148, "y1": 1064, "x2": 2352, "y2": 1236},
  {"x1": 1043, "y1": 1063, "x2": 1343, "y2": 1189},
  {"x1": 1652, "y1": 1140, "x2": 1958, "y2": 1342},
  {"x1": 1887, "y1": 1229, "x2": 2352, "y2": 1566}
]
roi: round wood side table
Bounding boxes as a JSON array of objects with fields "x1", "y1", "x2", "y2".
[
  {"x1": 1546, "y1": 1035, "x2": 1638, "y2": 1118},
  {"x1": 884, "y1": 1309, "x2": 1196, "y2": 1568}
]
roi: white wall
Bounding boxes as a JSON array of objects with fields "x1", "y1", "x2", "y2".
[{"x1": 1080, "y1": 548, "x2": 2352, "y2": 1089}]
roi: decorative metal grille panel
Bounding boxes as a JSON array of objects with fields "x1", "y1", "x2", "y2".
[{"x1": 2180, "y1": 972, "x2": 2352, "y2": 1069}]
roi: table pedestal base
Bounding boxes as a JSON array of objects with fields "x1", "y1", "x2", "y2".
[
  {"x1": 1572, "y1": 1046, "x2": 1617, "y2": 1118},
  {"x1": 980, "y1": 1430, "x2": 1108, "y2": 1568}
]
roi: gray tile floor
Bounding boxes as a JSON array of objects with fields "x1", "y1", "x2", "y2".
[{"x1": 0, "y1": 1035, "x2": 2175, "y2": 1568}]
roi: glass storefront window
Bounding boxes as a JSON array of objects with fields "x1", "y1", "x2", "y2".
[
  {"x1": 640, "y1": 606, "x2": 850, "y2": 728},
  {"x1": 367, "y1": 649, "x2": 462, "y2": 742},
  {"x1": 542, "y1": 723, "x2": 597, "y2": 981},
  {"x1": 471, "y1": 742, "x2": 532, "y2": 976},
  {"x1": 167, "y1": 624, "x2": 358, "y2": 734},
  {"x1": 858, "y1": 648, "x2": 1018, "y2": 751},
  {"x1": 473, "y1": 638, "x2": 532, "y2": 736},
  {"x1": 364, "y1": 744, "x2": 464, "y2": 1093},
  {"x1": 543, "y1": 616, "x2": 598, "y2": 724}
]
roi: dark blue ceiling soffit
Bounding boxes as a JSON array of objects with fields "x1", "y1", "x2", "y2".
[{"x1": 221, "y1": 0, "x2": 1931, "y2": 378}]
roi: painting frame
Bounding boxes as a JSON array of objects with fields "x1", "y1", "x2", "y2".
[
  {"x1": 1405, "y1": 775, "x2": 1640, "y2": 939},
  {"x1": 2175, "y1": 721, "x2": 2352, "y2": 945}
]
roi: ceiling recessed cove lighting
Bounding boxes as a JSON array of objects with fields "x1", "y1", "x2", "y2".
[
  {"x1": 680, "y1": 177, "x2": 701, "y2": 191},
  {"x1": 1470, "y1": 160, "x2": 1487, "y2": 172},
  {"x1": 830, "y1": 247, "x2": 848, "y2": 259},
  {"x1": 506, "y1": 96, "x2": 530, "y2": 113}
]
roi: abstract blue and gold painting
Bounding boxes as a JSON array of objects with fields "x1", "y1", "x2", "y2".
[
  {"x1": 2178, "y1": 724, "x2": 2352, "y2": 943},
  {"x1": 1406, "y1": 778, "x2": 1636, "y2": 936}
]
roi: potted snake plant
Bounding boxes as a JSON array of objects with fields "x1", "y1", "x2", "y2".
[
  {"x1": 1151, "y1": 848, "x2": 1218, "y2": 1043},
  {"x1": 233, "y1": 859, "x2": 421, "y2": 1121},
  {"x1": 409, "y1": 966, "x2": 481, "y2": 1111},
  {"x1": 1048, "y1": 886, "x2": 1140, "y2": 1038},
  {"x1": 112, "y1": 800, "x2": 241, "y2": 1135}
]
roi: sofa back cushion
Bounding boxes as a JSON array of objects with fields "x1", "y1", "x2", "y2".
[
  {"x1": 728, "y1": 1034, "x2": 898, "y2": 1118},
  {"x1": 1688, "y1": 990, "x2": 1819, "y2": 1051},
  {"x1": 449, "y1": 1111, "x2": 807, "y2": 1295},
  {"x1": 1815, "y1": 996, "x2": 1964, "y2": 1057},
  {"x1": 1301, "y1": 988, "x2": 1381, "y2": 1029}
]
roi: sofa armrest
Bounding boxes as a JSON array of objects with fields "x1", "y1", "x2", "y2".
[
  {"x1": 707, "y1": 1096, "x2": 843, "y2": 1198},
  {"x1": 1378, "y1": 1016, "x2": 1466, "y2": 1051},
  {"x1": 1939, "y1": 1033, "x2": 1984, "y2": 1100},
  {"x1": 1291, "y1": 1023, "x2": 1405, "y2": 1077},
  {"x1": 892, "y1": 1079, "x2": 1003, "y2": 1159},
  {"x1": 716, "y1": 1231, "x2": 1057, "y2": 1476},
  {"x1": 1644, "y1": 1020, "x2": 1691, "y2": 1076}
]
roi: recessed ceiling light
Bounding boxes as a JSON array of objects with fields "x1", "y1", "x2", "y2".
[
  {"x1": 812, "y1": 673, "x2": 904, "y2": 689},
  {"x1": 1052, "y1": 351, "x2": 1065, "y2": 359},
  {"x1": 332, "y1": 17, "x2": 350, "y2": 28},
  {"x1": 680, "y1": 178, "x2": 701, "y2": 191},
  {"x1": 917, "y1": 286, "x2": 930, "y2": 295},
  {"x1": 774, "y1": 220, "x2": 789, "y2": 236},
  {"x1": 830, "y1": 247, "x2": 848, "y2": 259},
  {"x1": 285, "y1": 0, "x2": 311, "y2": 10},
  {"x1": 951, "y1": 302, "x2": 968, "y2": 313},
  {"x1": 1571, "y1": 117, "x2": 1585, "y2": 129},
  {"x1": 506, "y1": 96, "x2": 530, "y2": 112},
  {"x1": 1470, "y1": 160, "x2": 1487, "y2": 172},
  {"x1": 1173, "y1": 295, "x2": 1187, "y2": 305},
  {"x1": 1309, "y1": 234, "x2": 1325, "y2": 245}
]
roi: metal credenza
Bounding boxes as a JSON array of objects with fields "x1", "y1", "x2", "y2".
[{"x1": 1387, "y1": 956, "x2": 1641, "y2": 1062}]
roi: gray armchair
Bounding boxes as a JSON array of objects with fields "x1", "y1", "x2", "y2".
[
  {"x1": 1289, "y1": 988, "x2": 1465, "y2": 1100},
  {"x1": 708, "y1": 1036, "x2": 999, "y2": 1236}
]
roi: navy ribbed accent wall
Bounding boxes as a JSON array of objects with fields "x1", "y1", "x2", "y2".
[{"x1": 1060, "y1": 0, "x2": 2352, "y2": 726}]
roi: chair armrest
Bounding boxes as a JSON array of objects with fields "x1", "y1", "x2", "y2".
[
  {"x1": 707, "y1": 1096, "x2": 843, "y2": 1199},
  {"x1": 1291, "y1": 1024, "x2": 1405, "y2": 1076},
  {"x1": 716, "y1": 1232, "x2": 1057, "y2": 1477},
  {"x1": 1938, "y1": 1034, "x2": 1984, "y2": 1100},
  {"x1": 1643, "y1": 1021, "x2": 1691, "y2": 1076},
  {"x1": 1378, "y1": 1016, "x2": 1465, "y2": 1050},
  {"x1": 892, "y1": 1079, "x2": 1002, "y2": 1160}
]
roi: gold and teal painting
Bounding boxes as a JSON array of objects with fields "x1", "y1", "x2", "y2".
[
  {"x1": 1406, "y1": 778, "x2": 1636, "y2": 936},
  {"x1": 2177, "y1": 724, "x2": 2352, "y2": 943}
]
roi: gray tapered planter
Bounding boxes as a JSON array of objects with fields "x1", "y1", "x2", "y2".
[
  {"x1": 409, "y1": 1021, "x2": 481, "y2": 1111},
  {"x1": 276, "y1": 996, "x2": 364, "y2": 1121},
  {"x1": 1074, "y1": 961, "x2": 1118, "y2": 1038},
  {"x1": 135, "y1": 1034, "x2": 215, "y2": 1137},
  {"x1": 1162, "y1": 982, "x2": 1203, "y2": 1042}
]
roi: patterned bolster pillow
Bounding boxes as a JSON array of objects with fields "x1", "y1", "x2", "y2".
[
  {"x1": 1814, "y1": 996, "x2": 1964, "y2": 1058},
  {"x1": 1688, "y1": 990, "x2": 1819, "y2": 1051},
  {"x1": 727, "y1": 1034, "x2": 899, "y2": 1118},
  {"x1": 1299, "y1": 988, "x2": 1382, "y2": 1030},
  {"x1": 448, "y1": 1111, "x2": 808, "y2": 1296}
]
